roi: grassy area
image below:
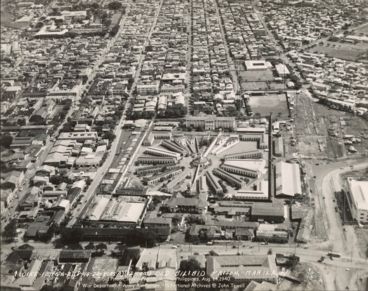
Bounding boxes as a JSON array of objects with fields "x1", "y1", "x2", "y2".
[
  {"x1": 309, "y1": 41, "x2": 368, "y2": 61},
  {"x1": 239, "y1": 69, "x2": 274, "y2": 82},
  {"x1": 248, "y1": 94, "x2": 289, "y2": 118},
  {"x1": 240, "y1": 81, "x2": 268, "y2": 91}
]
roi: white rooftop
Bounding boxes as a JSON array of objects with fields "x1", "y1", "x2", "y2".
[
  {"x1": 275, "y1": 162, "x2": 302, "y2": 197},
  {"x1": 349, "y1": 179, "x2": 368, "y2": 211},
  {"x1": 223, "y1": 159, "x2": 267, "y2": 173}
]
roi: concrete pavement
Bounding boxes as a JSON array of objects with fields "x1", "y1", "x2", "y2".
[{"x1": 314, "y1": 160, "x2": 368, "y2": 255}]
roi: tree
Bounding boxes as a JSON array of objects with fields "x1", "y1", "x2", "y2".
[
  {"x1": 108, "y1": 1, "x2": 122, "y2": 10},
  {"x1": 90, "y1": 2, "x2": 99, "y2": 9},
  {"x1": 85, "y1": 242, "x2": 95, "y2": 250},
  {"x1": 35, "y1": 21, "x2": 44, "y2": 29},
  {"x1": 96, "y1": 243, "x2": 108, "y2": 250},
  {"x1": 3, "y1": 219, "x2": 17, "y2": 243},
  {"x1": 0, "y1": 135, "x2": 13, "y2": 148},
  {"x1": 179, "y1": 258, "x2": 201, "y2": 273},
  {"x1": 104, "y1": 131, "x2": 116, "y2": 142},
  {"x1": 209, "y1": 250, "x2": 217, "y2": 256}
]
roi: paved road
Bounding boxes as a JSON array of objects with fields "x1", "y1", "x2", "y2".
[
  {"x1": 214, "y1": 0, "x2": 240, "y2": 94},
  {"x1": 314, "y1": 160, "x2": 368, "y2": 255},
  {"x1": 70, "y1": 0, "x2": 164, "y2": 223}
]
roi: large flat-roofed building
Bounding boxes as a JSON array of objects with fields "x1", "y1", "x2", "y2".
[
  {"x1": 251, "y1": 203, "x2": 284, "y2": 223},
  {"x1": 244, "y1": 60, "x2": 271, "y2": 71},
  {"x1": 347, "y1": 178, "x2": 368, "y2": 224},
  {"x1": 206, "y1": 254, "x2": 277, "y2": 283},
  {"x1": 185, "y1": 115, "x2": 236, "y2": 130},
  {"x1": 58, "y1": 131, "x2": 98, "y2": 142},
  {"x1": 275, "y1": 162, "x2": 302, "y2": 197},
  {"x1": 86, "y1": 196, "x2": 147, "y2": 225},
  {"x1": 275, "y1": 63, "x2": 290, "y2": 77}
]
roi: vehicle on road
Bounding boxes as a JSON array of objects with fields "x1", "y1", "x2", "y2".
[{"x1": 327, "y1": 252, "x2": 341, "y2": 258}]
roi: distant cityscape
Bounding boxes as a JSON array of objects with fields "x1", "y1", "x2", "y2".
[{"x1": 1, "y1": 0, "x2": 368, "y2": 290}]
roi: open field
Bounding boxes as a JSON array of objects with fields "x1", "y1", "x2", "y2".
[
  {"x1": 239, "y1": 69, "x2": 274, "y2": 82},
  {"x1": 248, "y1": 94, "x2": 289, "y2": 118},
  {"x1": 309, "y1": 41, "x2": 368, "y2": 61},
  {"x1": 240, "y1": 81, "x2": 268, "y2": 91}
]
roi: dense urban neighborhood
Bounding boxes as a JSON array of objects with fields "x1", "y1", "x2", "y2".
[{"x1": 1, "y1": 0, "x2": 368, "y2": 290}]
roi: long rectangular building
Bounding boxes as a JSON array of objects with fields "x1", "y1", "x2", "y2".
[
  {"x1": 220, "y1": 163, "x2": 258, "y2": 178},
  {"x1": 206, "y1": 171, "x2": 223, "y2": 195},
  {"x1": 136, "y1": 156, "x2": 177, "y2": 165},
  {"x1": 185, "y1": 115, "x2": 236, "y2": 130},
  {"x1": 275, "y1": 162, "x2": 302, "y2": 197},
  {"x1": 161, "y1": 140, "x2": 187, "y2": 155},
  {"x1": 136, "y1": 165, "x2": 180, "y2": 176},
  {"x1": 213, "y1": 168, "x2": 243, "y2": 188},
  {"x1": 146, "y1": 169, "x2": 182, "y2": 185},
  {"x1": 144, "y1": 147, "x2": 181, "y2": 160},
  {"x1": 224, "y1": 150, "x2": 263, "y2": 160}
]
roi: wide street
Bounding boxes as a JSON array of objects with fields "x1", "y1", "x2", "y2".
[{"x1": 70, "y1": 0, "x2": 164, "y2": 222}]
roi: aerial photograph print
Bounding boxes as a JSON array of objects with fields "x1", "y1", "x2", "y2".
[{"x1": 0, "y1": 0, "x2": 368, "y2": 290}]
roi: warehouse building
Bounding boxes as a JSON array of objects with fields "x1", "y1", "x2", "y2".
[
  {"x1": 86, "y1": 196, "x2": 148, "y2": 226},
  {"x1": 275, "y1": 162, "x2": 302, "y2": 197}
]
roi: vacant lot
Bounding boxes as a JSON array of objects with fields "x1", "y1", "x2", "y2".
[
  {"x1": 240, "y1": 81, "x2": 268, "y2": 91},
  {"x1": 248, "y1": 94, "x2": 289, "y2": 118},
  {"x1": 239, "y1": 69, "x2": 274, "y2": 82},
  {"x1": 309, "y1": 42, "x2": 368, "y2": 61}
]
